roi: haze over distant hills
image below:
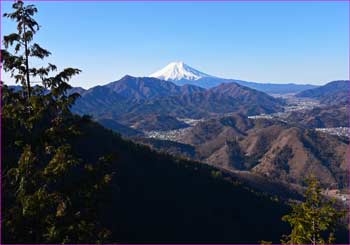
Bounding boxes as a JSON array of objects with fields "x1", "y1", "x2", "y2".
[{"x1": 149, "y1": 61, "x2": 317, "y2": 94}]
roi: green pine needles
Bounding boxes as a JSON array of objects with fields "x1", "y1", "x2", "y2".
[
  {"x1": 1, "y1": 1, "x2": 114, "y2": 243},
  {"x1": 281, "y1": 176, "x2": 346, "y2": 244}
]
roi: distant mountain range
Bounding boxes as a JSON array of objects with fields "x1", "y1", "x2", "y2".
[
  {"x1": 72, "y1": 75, "x2": 285, "y2": 130},
  {"x1": 150, "y1": 61, "x2": 317, "y2": 94},
  {"x1": 296, "y1": 80, "x2": 350, "y2": 106}
]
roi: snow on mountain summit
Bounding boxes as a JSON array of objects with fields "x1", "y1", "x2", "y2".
[{"x1": 149, "y1": 61, "x2": 212, "y2": 81}]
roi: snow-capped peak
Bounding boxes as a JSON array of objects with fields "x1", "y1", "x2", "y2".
[{"x1": 149, "y1": 61, "x2": 212, "y2": 81}]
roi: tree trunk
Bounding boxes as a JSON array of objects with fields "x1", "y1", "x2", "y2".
[
  {"x1": 23, "y1": 20, "x2": 31, "y2": 99},
  {"x1": 312, "y1": 218, "x2": 316, "y2": 245}
]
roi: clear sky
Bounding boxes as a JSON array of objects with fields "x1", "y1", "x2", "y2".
[{"x1": 1, "y1": 1, "x2": 349, "y2": 88}]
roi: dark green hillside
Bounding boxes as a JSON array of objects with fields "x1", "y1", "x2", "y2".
[
  {"x1": 97, "y1": 118, "x2": 144, "y2": 137},
  {"x1": 136, "y1": 137, "x2": 197, "y2": 159},
  {"x1": 65, "y1": 117, "x2": 293, "y2": 243},
  {"x1": 66, "y1": 118, "x2": 350, "y2": 243}
]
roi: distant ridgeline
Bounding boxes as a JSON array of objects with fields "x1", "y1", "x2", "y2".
[
  {"x1": 296, "y1": 80, "x2": 350, "y2": 106},
  {"x1": 70, "y1": 75, "x2": 286, "y2": 123},
  {"x1": 149, "y1": 61, "x2": 317, "y2": 93}
]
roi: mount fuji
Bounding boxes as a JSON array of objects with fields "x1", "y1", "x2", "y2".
[
  {"x1": 149, "y1": 61, "x2": 213, "y2": 81},
  {"x1": 149, "y1": 61, "x2": 317, "y2": 93},
  {"x1": 149, "y1": 61, "x2": 221, "y2": 88}
]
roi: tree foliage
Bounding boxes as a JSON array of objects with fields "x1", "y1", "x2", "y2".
[
  {"x1": 1, "y1": 0, "x2": 55, "y2": 99},
  {"x1": 281, "y1": 176, "x2": 346, "y2": 244},
  {"x1": 1, "y1": 1, "x2": 113, "y2": 243}
]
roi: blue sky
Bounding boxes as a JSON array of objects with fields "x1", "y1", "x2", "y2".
[{"x1": 1, "y1": 1, "x2": 349, "y2": 88}]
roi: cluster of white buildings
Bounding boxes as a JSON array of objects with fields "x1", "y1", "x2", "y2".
[
  {"x1": 176, "y1": 117, "x2": 205, "y2": 126},
  {"x1": 145, "y1": 127, "x2": 191, "y2": 142},
  {"x1": 315, "y1": 127, "x2": 350, "y2": 138}
]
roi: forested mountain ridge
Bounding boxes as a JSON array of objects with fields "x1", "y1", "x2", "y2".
[{"x1": 72, "y1": 76, "x2": 285, "y2": 130}]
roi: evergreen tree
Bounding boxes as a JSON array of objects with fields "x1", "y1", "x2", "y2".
[
  {"x1": 1, "y1": 0, "x2": 54, "y2": 99},
  {"x1": 1, "y1": 1, "x2": 114, "y2": 243},
  {"x1": 281, "y1": 176, "x2": 345, "y2": 244}
]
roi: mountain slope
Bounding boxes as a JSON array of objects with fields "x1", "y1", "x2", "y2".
[
  {"x1": 97, "y1": 118, "x2": 144, "y2": 137},
  {"x1": 285, "y1": 105, "x2": 350, "y2": 128},
  {"x1": 296, "y1": 80, "x2": 350, "y2": 105},
  {"x1": 121, "y1": 82, "x2": 285, "y2": 123},
  {"x1": 247, "y1": 126, "x2": 349, "y2": 187},
  {"x1": 72, "y1": 76, "x2": 205, "y2": 116},
  {"x1": 72, "y1": 86, "x2": 130, "y2": 117},
  {"x1": 69, "y1": 116, "x2": 295, "y2": 243},
  {"x1": 125, "y1": 114, "x2": 189, "y2": 131},
  {"x1": 140, "y1": 114, "x2": 349, "y2": 188},
  {"x1": 211, "y1": 82, "x2": 284, "y2": 106},
  {"x1": 104, "y1": 75, "x2": 204, "y2": 102}
]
